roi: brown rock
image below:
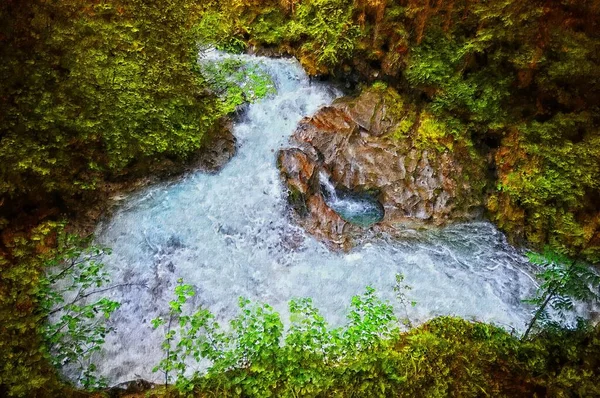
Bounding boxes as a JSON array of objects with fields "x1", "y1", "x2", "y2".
[
  {"x1": 277, "y1": 149, "x2": 316, "y2": 195},
  {"x1": 278, "y1": 86, "x2": 485, "y2": 247},
  {"x1": 306, "y1": 194, "x2": 348, "y2": 242}
]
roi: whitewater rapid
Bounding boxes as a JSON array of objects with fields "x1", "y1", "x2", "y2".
[{"x1": 84, "y1": 52, "x2": 576, "y2": 384}]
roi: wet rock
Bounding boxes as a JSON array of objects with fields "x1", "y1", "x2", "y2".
[
  {"x1": 306, "y1": 194, "x2": 349, "y2": 244},
  {"x1": 278, "y1": 87, "x2": 485, "y2": 247},
  {"x1": 278, "y1": 148, "x2": 351, "y2": 247},
  {"x1": 197, "y1": 121, "x2": 237, "y2": 172},
  {"x1": 277, "y1": 148, "x2": 316, "y2": 195},
  {"x1": 335, "y1": 89, "x2": 399, "y2": 136}
]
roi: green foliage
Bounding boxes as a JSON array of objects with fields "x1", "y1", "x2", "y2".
[
  {"x1": 153, "y1": 281, "x2": 600, "y2": 397},
  {"x1": 529, "y1": 323, "x2": 600, "y2": 397},
  {"x1": 1, "y1": 222, "x2": 64, "y2": 397},
  {"x1": 200, "y1": 58, "x2": 276, "y2": 114},
  {"x1": 292, "y1": 0, "x2": 362, "y2": 70},
  {"x1": 405, "y1": 31, "x2": 511, "y2": 131},
  {"x1": 393, "y1": 274, "x2": 416, "y2": 328},
  {"x1": 0, "y1": 0, "x2": 224, "y2": 209},
  {"x1": 246, "y1": 6, "x2": 289, "y2": 47},
  {"x1": 39, "y1": 233, "x2": 120, "y2": 389},
  {"x1": 415, "y1": 115, "x2": 453, "y2": 152},
  {"x1": 493, "y1": 113, "x2": 600, "y2": 259},
  {"x1": 196, "y1": 10, "x2": 247, "y2": 53},
  {"x1": 211, "y1": 0, "x2": 364, "y2": 73},
  {"x1": 153, "y1": 283, "x2": 399, "y2": 397},
  {"x1": 0, "y1": 222, "x2": 119, "y2": 396},
  {"x1": 523, "y1": 249, "x2": 600, "y2": 339}
]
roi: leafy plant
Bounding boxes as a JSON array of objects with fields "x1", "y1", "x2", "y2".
[
  {"x1": 291, "y1": 0, "x2": 363, "y2": 71},
  {"x1": 38, "y1": 232, "x2": 123, "y2": 389},
  {"x1": 152, "y1": 279, "x2": 600, "y2": 397},
  {"x1": 152, "y1": 279, "x2": 228, "y2": 393},
  {"x1": 522, "y1": 249, "x2": 600, "y2": 340},
  {"x1": 393, "y1": 273, "x2": 416, "y2": 328},
  {"x1": 0, "y1": 0, "x2": 224, "y2": 210},
  {"x1": 153, "y1": 282, "x2": 399, "y2": 396}
]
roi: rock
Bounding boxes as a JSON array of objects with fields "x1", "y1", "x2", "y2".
[
  {"x1": 306, "y1": 194, "x2": 348, "y2": 244},
  {"x1": 278, "y1": 148, "x2": 351, "y2": 246},
  {"x1": 334, "y1": 89, "x2": 400, "y2": 136},
  {"x1": 197, "y1": 120, "x2": 237, "y2": 172},
  {"x1": 106, "y1": 379, "x2": 157, "y2": 397},
  {"x1": 278, "y1": 86, "x2": 485, "y2": 248},
  {"x1": 277, "y1": 148, "x2": 316, "y2": 195}
]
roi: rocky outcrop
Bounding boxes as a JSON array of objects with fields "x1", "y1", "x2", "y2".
[{"x1": 278, "y1": 87, "x2": 485, "y2": 247}]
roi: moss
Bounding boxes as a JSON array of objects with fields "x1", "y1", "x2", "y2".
[
  {"x1": 415, "y1": 114, "x2": 453, "y2": 152},
  {"x1": 286, "y1": 187, "x2": 309, "y2": 218},
  {"x1": 389, "y1": 115, "x2": 416, "y2": 141},
  {"x1": 489, "y1": 119, "x2": 600, "y2": 261}
]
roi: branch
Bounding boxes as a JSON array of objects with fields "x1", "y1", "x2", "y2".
[
  {"x1": 48, "y1": 252, "x2": 106, "y2": 284},
  {"x1": 49, "y1": 282, "x2": 145, "y2": 316},
  {"x1": 522, "y1": 284, "x2": 559, "y2": 340}
]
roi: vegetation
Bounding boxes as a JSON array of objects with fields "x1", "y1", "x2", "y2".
[
  {"x1": 205, "y1": 0, "x2": 600, "y2": 262},
  {"x1": 40, "y1": 233, "x2": 122, "y2": 390},
  {"x1": 152, "y1": 281, "x2": 600, "y2": 398},
  {"x1": 0, "y1": 223, "x2": 119, "y2": 396},
  {"x1": 200, "y1": 57, "x2": 276, "y2": 114},
  {"x1": 2, "y1": 0, "x2": 600, "y2": 396},
  {"x1": 0, "y1": 0, "x2": 224, "y2": 220},
  {"x1": 522, "y1": 249, "x2": 600, "y2": 339},
  {"x1": 0, "y1": 0, "x2": 223, "y2": 394}
]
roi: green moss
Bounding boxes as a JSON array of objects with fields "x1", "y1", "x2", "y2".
[
  {"x1": 286, "y1": 187, "x2": 309, "y2": 218},
  {"x1": 371, "y1": 81, "x2": 388, "y2": 90},
  {"x1": 389, "y1": 115, "x2": 416, "y2": 141},
  {"x1": 415, "y1": 115, "x2": 451, "y2": 152},
  {"x1": 491, "y1": 115, "x2": 600, "y2": 261}
]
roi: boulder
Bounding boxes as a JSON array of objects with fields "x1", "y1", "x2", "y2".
[
  {"x1": 278, "y1": 148, "x2": 351, "y2": 247},
  {"x1": 278, "y1": 86, "x2": 485, "y2": 247},
  {"x1": 277, "y1": 148, "x2": 316, "y2": 196}
]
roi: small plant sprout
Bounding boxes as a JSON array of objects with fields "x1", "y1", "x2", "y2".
[{"x1": 394, "y1": 273, "x2": 416, "y2": 328}]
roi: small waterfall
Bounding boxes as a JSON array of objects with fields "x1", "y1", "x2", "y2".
[
  {"x1": 79, "y1": 52, "x2": 592, "y2": 386},
  {"x1": 319, "y1": 170, "x2": 384, "y2": 227},
  {"x1": 319, "y1": 170, "x2": 338, "y2": 201}
]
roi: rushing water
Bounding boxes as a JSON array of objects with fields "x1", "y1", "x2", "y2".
[{"x1": 85, "y1": 52, "x2": 584, "y2": 385}]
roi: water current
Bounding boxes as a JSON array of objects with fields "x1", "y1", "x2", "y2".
[{"x1": 86, "y1": 52, "x2": 587, "y2": 385}]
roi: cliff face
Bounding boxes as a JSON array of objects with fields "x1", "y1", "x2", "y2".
[{"x1": 278, "y1": 86, "x2": 486, "y2": 247}]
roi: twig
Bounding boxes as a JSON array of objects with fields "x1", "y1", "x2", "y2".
[{"x1": 49, "y1": 282, "x2": 145, "y2": 315}]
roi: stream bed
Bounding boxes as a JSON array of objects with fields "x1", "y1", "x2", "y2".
[{"x1": 85, "y1": 52, "x2": 587, "y2": 385}]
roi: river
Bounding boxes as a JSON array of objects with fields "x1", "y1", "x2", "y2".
[{"x1": 85, "y1": 52, "x2": 578, "y2": 385}]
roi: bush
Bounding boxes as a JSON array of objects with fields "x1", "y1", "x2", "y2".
[{"x1": 154, "y1": 282, "x2": 600, "y2": 397}]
